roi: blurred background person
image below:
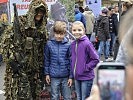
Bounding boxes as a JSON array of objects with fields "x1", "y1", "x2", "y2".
[
  {"x1": 79, "y1": 6, "x2": 84, "y2": 13},
  {"x1": 114, "y1": 1, "x2": 132, "y2": 60},
  {"x1": 108, "y1": 6, "x2": 118, "y2": 57},
  {"x1": 83, "y1": 6, "x2": 95, "y2": 40},
  {"x1": 74, "y1": 4, "x2": 86, "y2": 29},
  {"x1": 97, "y1": 8, "x2": 110, "y2": 61},
  {"x1": 114, "y1": 5, "x2": 119, "y2": 22}
]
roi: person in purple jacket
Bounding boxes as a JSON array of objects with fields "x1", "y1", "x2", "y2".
[{"x1": 71, "y1": 21, "x2": 99, "y2": 100}]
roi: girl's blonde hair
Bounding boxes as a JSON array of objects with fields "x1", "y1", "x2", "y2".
[
  {"x1": 71, "y1": 21, "x2": 85, "y2": 31},
  {"x1": 53, "y1": 21, "x2": 66, "y2": 34}
]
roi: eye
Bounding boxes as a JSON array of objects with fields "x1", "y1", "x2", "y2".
[
  {"x1": 72, "y1": 29, "x2": 76, "y2": 31},
  {"x1": 78, "y1": 29, "x2": 82, "y2": 31}
]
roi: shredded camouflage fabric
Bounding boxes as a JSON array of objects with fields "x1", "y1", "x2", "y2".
[
  {"x1": 59, "y1": 0, "x2": 75, "y2": 22},
  {"x1": 0, "y1": 0, "x2": 48, "y2": 100}
]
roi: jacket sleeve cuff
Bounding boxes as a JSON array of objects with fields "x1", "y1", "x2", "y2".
[
  {"x1": 69, "y1": 74, "x2": 74, "y2": 79},
  {"x1": 44, "y1": 72, "x2": 49, "y2": 75}
]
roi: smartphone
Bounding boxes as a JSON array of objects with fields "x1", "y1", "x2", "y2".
[{"x1": 97, "y1": 62, "x2": 125, "y2": 100}]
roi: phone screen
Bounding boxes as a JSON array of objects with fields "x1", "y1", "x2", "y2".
[{"x1": 97, "y1": 64, "x2": 125, "y2": 100}]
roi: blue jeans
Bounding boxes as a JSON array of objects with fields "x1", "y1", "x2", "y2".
[
  {"x1": 51, "y1": 77, "x2": 71, "y2": 100},
  {"x1": 75, "y1": 79, "x2": 93, "y2": 100},
  {"x1": 98, "y1": 41, "x2": 110, "y2": 59},
  {"x1": 110, "y1": 33, "x2": 116, "y2": 55}
]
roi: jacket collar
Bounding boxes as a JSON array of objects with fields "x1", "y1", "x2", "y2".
[
  {"x1": 72, "y1": 35, "x2": 88, "y2": 45},
  {"x1": 77, "y1": 35, "x2": 87, "y2": 41},
  {"x1": 51, "y1": 37, "x2": 68, "y2": 43}
]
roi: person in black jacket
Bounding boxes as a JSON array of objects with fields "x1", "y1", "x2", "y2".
[
  {"x1": 97, "y1": 8, "x2": 111, "y2": 61},
  {"x1": 114, "y1": 1, "x2": 132, "y2": 60},
  {"x1": 108, "y1": 6, "x2": 118, "y2": 56}
]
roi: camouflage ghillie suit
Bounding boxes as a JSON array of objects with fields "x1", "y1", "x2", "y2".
[
  {"x1": 59, "y1": 0, "x2": 75, "y2": 22},
  {"x1": 0, "y1": 22, "x2": 8, "y2": 63},
  {"x1": 0, "y1": 22, "x2": 7, "y2": 35},
  {"x1": 0, "y1": 21, "x2": 8, "y2": 42},
  {"x1": 0, "y1": 0, "x2": 48, "y2": 100}
]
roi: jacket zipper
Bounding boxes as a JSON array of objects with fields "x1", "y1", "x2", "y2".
[
  {"x1": 74, "y1": 40, "x2": 78, "y2": 78},
  {"x1": 58, "y1": 42, "x2": 60, "y2": 77}
]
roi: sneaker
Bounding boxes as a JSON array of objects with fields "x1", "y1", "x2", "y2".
[
  {"x1": 105, "y1": 58, "x2": 113, "y2": 62},
  {"x1": 100, "y1": 60, "x2": 103, "y2": 63}
]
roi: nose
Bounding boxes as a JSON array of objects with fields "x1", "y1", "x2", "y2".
[
  {"x1": 74, "y1": 31, "x2": 79, "y2": 34},
  {"x1": 57, "y1": 34, "x2": 61, "y2": 37}
]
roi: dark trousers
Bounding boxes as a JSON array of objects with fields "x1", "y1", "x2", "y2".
[{"x1": 109, "y1": 33, "x2": 116, "y2": 55}]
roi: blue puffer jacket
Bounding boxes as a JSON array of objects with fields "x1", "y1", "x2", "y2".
[
  {"x1": 75, "y1": 8, "x2": 86, "y2": 28},
  {"x1": 44, "y1": 38, "x2": 73, "y2": 78}
]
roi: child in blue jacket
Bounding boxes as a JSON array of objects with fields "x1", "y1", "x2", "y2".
[{"x1": 44, "y1": 21, "x2": 73, "y2": 100}]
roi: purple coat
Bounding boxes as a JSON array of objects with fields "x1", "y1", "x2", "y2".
[{"x1": 71, "y1": 36, "x2": 99, "y2": 80}]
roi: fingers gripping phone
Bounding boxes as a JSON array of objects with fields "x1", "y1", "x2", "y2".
[{"x1": 97, "y1": 62, "x2": 125, "y2": 100}]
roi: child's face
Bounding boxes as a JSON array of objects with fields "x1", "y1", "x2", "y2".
[
  {"x1": 54, "y1": 33, "x2": 65, "y2": 41},
  {"x1": 72, "y1": 24, "x2": 85, "y2": 39}
]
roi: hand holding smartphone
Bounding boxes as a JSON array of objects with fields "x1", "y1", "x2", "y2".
[{"x1": 97, "y1": 62, "x2": 125, "y2": 100}]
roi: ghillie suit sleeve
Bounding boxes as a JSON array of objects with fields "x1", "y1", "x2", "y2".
[
  {"x1": 1, "y1": 0, "x2": 48, "y2": 100},
  {"x1": 0, "y1": 22, "x2": 8, "y2": 53}
]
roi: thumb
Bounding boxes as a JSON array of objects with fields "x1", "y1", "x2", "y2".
[{"x1": 86, "y1": 84, "x2": 100, "y2": 100}]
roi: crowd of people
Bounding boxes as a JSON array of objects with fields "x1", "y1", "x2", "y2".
[
  {"x1": 74, "y1": 2, "x2": 132, "y2": 62},
  {"x1": 87, "y1": 6, "x2": 133, "y2": 100},
  {"x1": 0, "y1": 0, "x2": 133, "y2": 100}
]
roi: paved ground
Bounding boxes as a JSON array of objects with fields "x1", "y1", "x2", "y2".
[{"x1": 0, "y1": 62, "x2": 6, "y2": 100}]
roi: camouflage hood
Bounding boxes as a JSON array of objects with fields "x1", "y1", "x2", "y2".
[{"x1": 24, "y1": 0, "x2": 48, "y2": 30}]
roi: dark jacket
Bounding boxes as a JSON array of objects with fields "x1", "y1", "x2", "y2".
[
  {"x1": 44, "y1": 38, "x2": 73, "y2": 78},
  {"x1": 109, "y1": 13, "x2": 118, "y2": 36},
  {"x1": 75, "y1": 8, "x2": 86, "y2": 28},
  {"x1": 114, "y1": 10, "x2": 129, "y2": 60},
  {"x1": 71, "y1": 35, "x2": 99, "y2": 80},
  {"x1": 97, "y1": 15, "x2": 110, "y2": 41}
]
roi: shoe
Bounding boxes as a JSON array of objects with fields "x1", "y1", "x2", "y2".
[
  {"x1": 105, "y1": 58, "x2": 113, "y2": 62},
  {"x1": 100, "y1": 60, "x2": 103, "y2": 63}
]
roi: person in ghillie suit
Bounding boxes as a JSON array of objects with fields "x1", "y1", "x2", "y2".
[
  {"x1": 0, "y1": 0, "x2": 48, "y2": 99},
  {"x1": 0, "y1": 21, "x2": 8, "y2": 64}
]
